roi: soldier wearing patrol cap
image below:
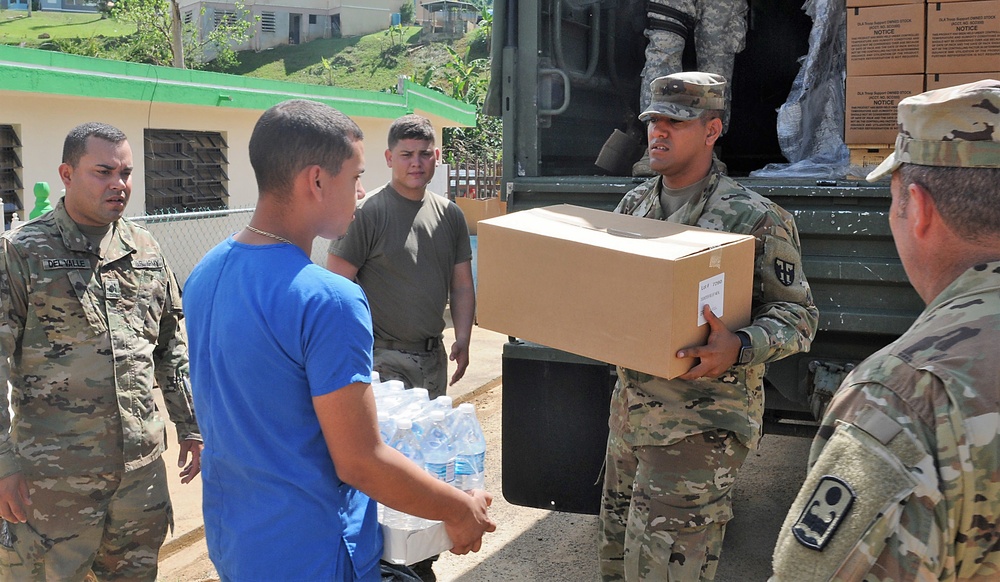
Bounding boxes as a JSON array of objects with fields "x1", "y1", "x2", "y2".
[
  {"x1": 599, "y1": 72, "x2": 818, "y2": 581},
  {"x1": 0, "y1": 122, "x2": 201, "y2": 580},
  {"x1": 771, "y1": 80, "x2": 1000, "y2": 581}
]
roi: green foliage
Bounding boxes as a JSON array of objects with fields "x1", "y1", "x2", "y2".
[
  {"x1": 399, "y1": 0, "x2": 415, "y2": 26},
  {"x1": 412, "y1": 42, "x2": 500, "y2": 164},
  {"x1": 193, "y1": 2, "x2": 257, "y2": 71},
  {"x1": 108, "y1": 0, "x2": 255, "y2": 69},
  {"x1": 425, "y1": 45, "x2": 489, "y2": 103}
]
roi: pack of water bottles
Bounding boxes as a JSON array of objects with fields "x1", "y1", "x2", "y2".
[{"x1": 373, "y1": 375, "x2": 488, "y2": 565}]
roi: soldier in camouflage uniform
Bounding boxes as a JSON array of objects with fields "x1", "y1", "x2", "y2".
[
  {"x1": 770, "y1": 80, "x2": 1000, "y2": 582},
  {"x1": 599, "y1": 72, "x2": 818, "y2": 581},
  {"x1": 0, "y1": 122, "x2": 201, "y2": 581},
  {"x1": 641, "y1": 0, "x2": 748, "y2": 131}
]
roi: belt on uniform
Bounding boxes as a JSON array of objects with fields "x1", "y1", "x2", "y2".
[{"x1": 373, "y1": 337, "x2": 441, "y2": 352}]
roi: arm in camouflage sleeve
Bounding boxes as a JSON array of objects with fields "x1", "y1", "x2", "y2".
[
  {"x1": 0, "y1": 238, "x2": 26, "y2": 479},
  {"x1": 740, "y1": 208, "x2": 819, "y2": 366},
  {"x1": 770, "y1": 376, "x2": 951, "y2": 582},
  {"x1": 153, "y1": 261, "x2": 201, "y2": 443}
]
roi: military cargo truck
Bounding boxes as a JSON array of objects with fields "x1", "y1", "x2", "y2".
[{"x1": 486, "y1": 0, "x2": 926, "y2": 514}]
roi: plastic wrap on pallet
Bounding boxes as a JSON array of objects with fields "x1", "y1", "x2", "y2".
[{"x1": 750, "y1": 0, "x2": 852, "y2": 179}]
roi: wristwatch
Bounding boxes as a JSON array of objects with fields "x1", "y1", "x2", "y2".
[{"x1": 736, "y1": 331, "x2": 754, "y2": 365}]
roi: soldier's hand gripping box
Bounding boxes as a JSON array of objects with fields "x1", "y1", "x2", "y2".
[{"x1": 476, "y1": 204, "x2": 754, "y2": 380}]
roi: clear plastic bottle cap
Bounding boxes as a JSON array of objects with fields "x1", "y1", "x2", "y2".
[
  {"x1": 458, "y1": 403, "x2": 475, "y2": 413},
  {"x1": 395, "y1": 417, "x2": 413, "y2": 430},
  {"x1": 412, "y1": 388, "x2": 429, "y2": 400},
  {"x1": 434, "y1": 395, "x2": 453, "y2": 409},
  {"x1": 371, "y1": 371, "x2": 381, "y2": 384},
  {"x1": 430, "y1": 410, "x2": 446, "y2": 422},
  {"x1": 385, "y1": 380, "x2": 405, "y2": 392}
]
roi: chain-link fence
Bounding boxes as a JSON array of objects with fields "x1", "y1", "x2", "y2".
[{"x1": 133, "y1": 206, "x2": 332, "y2": 286}]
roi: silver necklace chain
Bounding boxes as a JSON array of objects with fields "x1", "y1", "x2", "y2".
[{"x1": 245, "y1": 225, "x2": 293, "y2": 245}]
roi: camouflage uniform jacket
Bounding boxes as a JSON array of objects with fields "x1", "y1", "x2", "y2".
[
  {"x1": 771, "y1": 261, "x2": 1000, "y2": 582},
  {"x1": 613, "y1": 160, "x2": 818, "y2": 449},
  {"x1": 0, "y1": 199, "x2": 199, "y2": 480}
]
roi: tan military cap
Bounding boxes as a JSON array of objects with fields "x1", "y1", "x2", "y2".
[
  {"x1": 638, "y1": 72, "x2": 726, "y2": 123},
  {"x1": 867, "y1": 79, "x2": 1000, "y2": 181}
]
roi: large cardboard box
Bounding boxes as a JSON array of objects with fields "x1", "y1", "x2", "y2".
[
  {"x1": 846, "y1": 74, "x2": 925, "y2": 144},
  {"x1": 847, "y1": 0, "x2": 921, "y2": 7},
  {"x1": 925, "y1": 71, "x2": 1000, "y2": 90},
  {"x1": 847, "y1": 4, "x2": 926, "y2": 76},
  {"x1": 455, "y1": 196, "x2": 506, "y2": 235},
  {"x1": 926, "y1": 1, "x2": 1000, "y2": 74},
  {"x1": 476, "y1": 205, "x2": 754, "y2": 380}
]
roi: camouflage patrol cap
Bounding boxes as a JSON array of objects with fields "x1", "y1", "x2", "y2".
[
  {"x1": 867, "y1": 79, "x2": 1000, "y2": 182},
  {"x1": 638, "y1": 72, "x2": 727, "y2": 123}
]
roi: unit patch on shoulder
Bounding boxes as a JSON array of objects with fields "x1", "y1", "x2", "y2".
[
  {"x1": 791, "y1": 475, "x2": 855, "y2": 551},
  {"x1": 774, "y1": 258, "x2": 796, "y2": 287}
]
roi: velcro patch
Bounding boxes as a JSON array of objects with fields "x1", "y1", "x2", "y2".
[
  {"x1": 43, "y1": 258, "x2": 90, "y2": 270},
  {"x1": 791, "y1": 475, "x2": 855, "y2": 551},
  {"x1": 133, "y1": 258, "x2": 164, "y2": 269}
]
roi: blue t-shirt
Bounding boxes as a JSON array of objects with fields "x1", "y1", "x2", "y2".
[{"x1": 184, "y1": 237, "x2": 380, "y2": 582}]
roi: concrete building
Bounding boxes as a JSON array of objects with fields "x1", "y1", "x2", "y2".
[
  {"x1": 0, "y1": 44, "x2": 475, "y2": 221},
  {"x1": 180, "y1": 0, "x2": 407, "y2": 51}
]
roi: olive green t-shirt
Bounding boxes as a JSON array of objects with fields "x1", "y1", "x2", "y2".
[{"x1": 328, "y1": 184, "x2": 472, "y2": 343}]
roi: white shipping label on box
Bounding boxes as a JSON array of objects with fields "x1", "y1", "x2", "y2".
[{"x1": 698, "y1": 273, "x2": 726, "y2": 327}]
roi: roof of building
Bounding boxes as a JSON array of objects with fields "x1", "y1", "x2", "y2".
[
  {"x1": 421, "y1": 1, "x2": 479, "y2": 13},
  {"x1": 0, "y1": 45, "x2": 476, "y2": 127}
]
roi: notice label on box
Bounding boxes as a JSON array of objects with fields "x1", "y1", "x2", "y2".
[{"x1": 698, "y1": 273, "x2": 725, "y2": 327}]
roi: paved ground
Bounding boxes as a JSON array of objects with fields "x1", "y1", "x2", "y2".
[{"x1": 155, "y1": 317, "x2": 812, "y2": 581}]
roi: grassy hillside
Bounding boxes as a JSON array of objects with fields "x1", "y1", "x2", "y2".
[
  {"x1": 0, "y1": 10, "x2": 134, "y2": 45},
  {"x1": 227, "y1": 26, "x2": 462, "y2": 93},
  {"x1": 0, "y1": 13, "x2": 480, "y2": 97}
]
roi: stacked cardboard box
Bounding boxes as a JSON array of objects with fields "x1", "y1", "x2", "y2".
[
  {"x1": 846, "y1": 0, "x2": 925, "y2": 151},
  {"x1": 455, "y1": 196, "x2": 506, "y2": 236},
  {"x1": 845, "y1": 0, "x2": 1000, "y2": 168},
  {"x1": 925, "y1": 1, "x2": 1000, "y2": 86}
]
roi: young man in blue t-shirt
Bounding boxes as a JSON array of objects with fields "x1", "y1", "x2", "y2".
[{"x1": 184, "y1": 100, "x2": 496, "y2": 581}]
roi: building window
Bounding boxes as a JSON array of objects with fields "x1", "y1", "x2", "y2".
[
  {"x1": 0, "y1": 125, "x2": 23, "y2": 228},
  {"x1": 144, "y1": 129, "x2": 229, "y2": 214},
  {"x1": 261, "y1": 11, "x2": 276, "y2": 33},
  {"x1": 184, "y1": 10, "x2": 193, "y2": 24},
  {"x1": 308, "y1": 14, "x2": 317, "y2": 25},
  {"x1": 331, "y1": 14, "x2": 341, "y2": 38},
  {"x1": 213, "y1": 10, "x2": 237, "y2": 28}
]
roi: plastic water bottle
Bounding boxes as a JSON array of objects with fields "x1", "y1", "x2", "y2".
[
  {"x1": 382, "y1": 418, "x2": 429, "y2": 530},
  {"x1": 392, "y1": 388, "x2": 430, "y2": 426},
  {"x1": 452, "y1": 403, "x2": 487, "y2": 491},
  {"x1": 420, "y1": 410, "x2": 455, "y2": 484},
  {"x1": 413, "y1": 395, "x2": 454, "y2": 438},
  {"x1": 374, "y1": 380, "x2": 408, "y2": 415},
  {"x1": 377, "y1": 412, "x2": 396, "y2": 444}
]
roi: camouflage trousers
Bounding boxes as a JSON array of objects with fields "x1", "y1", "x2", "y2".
[
  {"x1": 374, "y1": 340, "x2": 448, "y2": 398},
  {"x1": 642, "y1": 0, "x2": 748, "y2": 131},
  {"x1": 599, "y1": 429, "x2": 749, "y2": 581},
  {"x1": 0, "y1": 457, "x2": 171, "y2": 582}
]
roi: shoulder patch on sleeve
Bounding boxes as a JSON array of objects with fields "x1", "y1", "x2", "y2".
[
  {"x1": 774, "y1": 258, "x2": 795, "y2": 287},
  {"x1": 791, "y1": 476, "x2": 856, "y2": 551}
]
